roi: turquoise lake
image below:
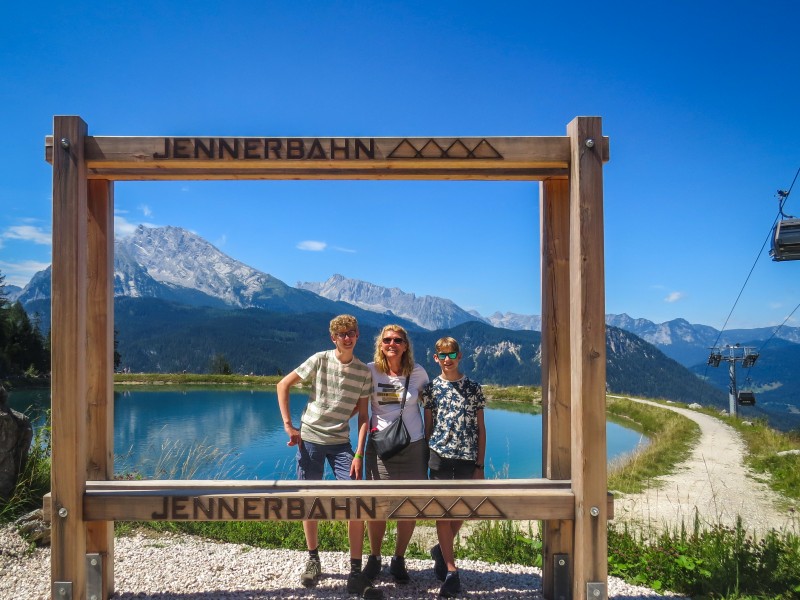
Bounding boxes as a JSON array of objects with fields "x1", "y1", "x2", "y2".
[{"x1": 11, "y1": 388, "x2": 645, "y2": 480}]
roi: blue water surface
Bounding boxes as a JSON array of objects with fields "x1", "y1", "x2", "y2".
[{"x1": 11, "y1": 388, "x2": 645, "y2": 480}]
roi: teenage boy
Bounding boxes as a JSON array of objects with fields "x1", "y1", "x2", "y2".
[
  {"x1": 422, "y1": 336, "x2": 486, "y2": 598},
  {"x1": 277, "y1": 314, "x2": 382, "y2": 599}
]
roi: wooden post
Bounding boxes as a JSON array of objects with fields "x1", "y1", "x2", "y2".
[
  {"x1": 540, "y1": 178, "x2": 573, "y2": 598},
  {"x1": 51, "y1": 116, "x2": 89, "y2": 598},
  {"x1": 86, "y1": 179, "x2": 115, "y2": 599},
  {"x1": 568, "y1": 117, "x2": 608, "y2": 598}
]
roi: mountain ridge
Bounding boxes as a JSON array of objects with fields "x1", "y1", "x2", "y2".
[{"x1": 12, "y1": 224, "x2": 796, "y2": 428}]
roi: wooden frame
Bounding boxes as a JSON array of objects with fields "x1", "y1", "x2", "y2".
[{"x1": 47, "y1": 116, "x2": 608, "y2": 600}]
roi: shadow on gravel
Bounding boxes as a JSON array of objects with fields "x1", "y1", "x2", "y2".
[{"x1": 112, "y1": 568, "x2": 546, "y2": 599}]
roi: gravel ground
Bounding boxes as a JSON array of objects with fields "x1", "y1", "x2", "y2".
[
  {"x1": 3, "y1": 397, "x2": 796, "y2": 600},
  {"x1": 0, "y1": 528, "x2": 688, "y2": 600}
]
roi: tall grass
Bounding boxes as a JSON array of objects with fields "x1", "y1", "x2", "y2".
[
  {"x1": 608, "y1": 515, "x2": 800, "y2": 599},
  {"x1": 116, "y1": 437, "x2": 247, "y2": 480},
  {"x1": 0, "y1": 408, "x2": 50, "y2": 524}
]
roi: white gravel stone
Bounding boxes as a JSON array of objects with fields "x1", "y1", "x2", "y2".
[{"x1": 0, "y1": 527, "x2": 688, "y2": 600}]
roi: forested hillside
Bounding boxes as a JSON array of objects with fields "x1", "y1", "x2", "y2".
[{"x1": 0, "y1": 272, "x2": 49, "y2": 378}]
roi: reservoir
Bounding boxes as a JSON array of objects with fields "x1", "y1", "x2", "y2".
[{"x1": 11, "y1": 387, "x2": 645, "y2": 480}]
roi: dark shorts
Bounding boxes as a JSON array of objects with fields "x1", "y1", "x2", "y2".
[
  {"x1": 296, "y1": 440, "x2": 354, "y2": 480},
  {"x1": 365, "y1": 437, "x2": 428, "y2": 480},
  {"x1": 428, "y1": 449, "x2": 476, "y2": 480}
]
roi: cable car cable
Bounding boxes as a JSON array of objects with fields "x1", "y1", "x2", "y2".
[
  {"x1": 708, "y1": 167, "x2": 799, "y2": 351},
  {"x1": 701, "y1": 168, "x2": 799, "y2": 404},
  {"x1": 754, "y1": 298, "x2": 800, "y2": 357}
]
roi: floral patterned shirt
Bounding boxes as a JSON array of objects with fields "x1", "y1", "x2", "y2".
[{"x1": 421, "y1": 375, "x2": 485, "y2": 461}]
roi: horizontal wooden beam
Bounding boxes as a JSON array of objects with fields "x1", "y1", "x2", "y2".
[
  {"x1": 43, "y1": 480, "x2": 614, "y2": 522},
  {"x1": 45, "y1": 134, "x2": 609, "y2": 181}
]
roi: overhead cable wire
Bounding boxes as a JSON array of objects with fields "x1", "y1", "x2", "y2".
[
  {"x1": 745, "y1": 299, "x2": 800, "y2": 381},
  {"x1": 709, "y1": 167, "x2": 800, "y2": 351},
  {"x1": 701, "y1": 168, "x2": 799, "y2": 397},
  {"x1": 756, "y1": 299, "x2": 800, "y2": 356}
]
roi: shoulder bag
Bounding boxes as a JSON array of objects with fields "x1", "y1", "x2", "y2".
[{"x1": 371, "y1": 375, "x2": 411, "y2": 460}]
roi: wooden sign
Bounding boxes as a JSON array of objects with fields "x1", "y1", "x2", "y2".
[
  {"x1": 42, "y1": 479, "x2": 617, "y2": 522},
  {"x1": 46, "y1": 134, "x2": 608, "y2": 180}
]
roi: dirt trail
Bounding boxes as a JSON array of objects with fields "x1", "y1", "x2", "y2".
[{"x1": 612, "y1": 396, "x2": 798, "y2": 535}]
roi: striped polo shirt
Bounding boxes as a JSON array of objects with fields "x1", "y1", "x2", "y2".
[{"x1": 296, "y1": 349, "x2": 373, "y2": 445}]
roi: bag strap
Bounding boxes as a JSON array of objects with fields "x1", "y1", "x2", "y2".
[{"x1": 398, "y1": 375, "x2": 411, "y2": 413}]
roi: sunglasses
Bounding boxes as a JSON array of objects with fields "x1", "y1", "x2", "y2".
[
  {"x1": 334, "y1": 330, "x2": 358, "y2": 340},
  {"x1": 382, "y1": 337, "x2": 406, "y2": 345},
  {"x1": 437, "y1": 352, "x2": 458, "y2": 360}
]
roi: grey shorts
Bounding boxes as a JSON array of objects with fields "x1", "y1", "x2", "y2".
[{"x1": 365, "y1": 437, "x2": 428, "y2": 481}]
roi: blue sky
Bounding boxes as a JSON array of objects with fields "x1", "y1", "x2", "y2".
[{"x1": 1, "y1": 1, "x2": 798, "y2": 329}]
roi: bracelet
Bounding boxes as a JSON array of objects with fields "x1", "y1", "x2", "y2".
[
  {"x1": 354, "y1": 452, "x2": 364, "y2": 459},
  {"x1": 474, "y1": 464, "x2": 484, "y2": 469}
]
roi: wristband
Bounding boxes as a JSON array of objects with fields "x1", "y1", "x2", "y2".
[
  {"x1": 474, "y1": 464, "x2": 484, "y2": 469},
  {"x1": 354, "y1": 452, "x2": 364, "y2": 459}
]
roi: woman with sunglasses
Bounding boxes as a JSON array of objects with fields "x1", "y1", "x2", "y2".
[{"x1": 361, "y1": 324, "x2": 430, "y2": 585}]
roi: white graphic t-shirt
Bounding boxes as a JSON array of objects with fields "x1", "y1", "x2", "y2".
[{"x1": 367, "y1": 362, "x2": 429, "y2": 442}]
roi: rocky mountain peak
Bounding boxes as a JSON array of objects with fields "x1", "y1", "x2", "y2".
[
  {"x1": 297, "y1": 274, "x2": 484, "y2": 330},
  {"x1": 115, "y1": 225, "x2": 275, "y2": 306}
]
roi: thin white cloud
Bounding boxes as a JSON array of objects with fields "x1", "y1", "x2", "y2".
[
  {"x1": 215, "y1": 234, "x2": 228, "y2": 247},
  {"x1": 664, "y1": 291, "x2": 685, "y2": 303},
  {"x1": 114, "y1": 214, "x2": 158, "y2": 238},
  {"x1": 139, "y1": 204, "x2": 153, "y2": 218},
  {"x1": 115, "y1": 215, "x2": 139, "y2": 238},
  {"x1": 297, "y1": 240, "x2": 327, "y2": 251},
  {"x1": 0, "y1": 259, "x2": 51, "y2": 287},
  {"x1": 1, "y1": 225, "x2": 51, "y2": 246},
  {"x1": 332, "y1": 246, "x2": 356, "y2": 253}
]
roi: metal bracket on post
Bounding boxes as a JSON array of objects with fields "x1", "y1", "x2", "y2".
[
  {"x1": 553, "y1": 553, "x2": 570, "y2": 600},
  {"x1": 53, "y1": 582, "x2": 73, "y2": 599},
  {"x1": 587, "y1": 582, "x2": 607, "y2": 600},
  {"x1": 86, "y1": 553, "x2": 103, "y2": 600}
]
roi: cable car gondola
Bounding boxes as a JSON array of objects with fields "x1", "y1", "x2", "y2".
[
  {"x1": 737, "y1": 391, "x2": 756, "y2": 406},
  {"x1": 770, "y1": 187, "x2": 800, "y2": 261}
]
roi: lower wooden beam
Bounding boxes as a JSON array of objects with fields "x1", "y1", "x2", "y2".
[{"x1": 44, "y1": 480, "x2": 614, "y2": 523}]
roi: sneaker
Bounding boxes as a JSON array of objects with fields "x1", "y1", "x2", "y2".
[
  {"x1": 389, "y1": 555, "x2": 410, "y2": 583},
  {"x1": 300, "y1": 556, "x2": 321, "y2": 588},
  {"x1": 439, "y1": 571, "x2": 461, "y2": 598},
  {"x1": 362, "y1": 554, "x2": 381, "y2": 581},
  {"x1": 347, "y1": 571, "x2": 384, "y2": 599},
  {"x1": 430, "y1": 544, "x2": 446, "y2": 582}
]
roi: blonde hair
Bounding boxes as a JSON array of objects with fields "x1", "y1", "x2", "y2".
[
  {"x1": 373, "y1": 324, "x2": 415, "y2": 376},
  {"x1": 434, "y1": 336, "x2": 460, "y2": 354},
  {"x1": 329, "y1": 314, "x2": 359, "y2": 336}
]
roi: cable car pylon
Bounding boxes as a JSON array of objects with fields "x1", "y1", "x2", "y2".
[{"x1": 707, "y1": 343, "x2": 759, "y2": 418}]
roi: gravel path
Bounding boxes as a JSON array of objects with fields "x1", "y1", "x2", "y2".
[
  {"x1": 3, "y1": 398, "x2": 796, "y2": 599},
  {"x1": 612, "y1": 396, "x2": 799, "y2": 535}
]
